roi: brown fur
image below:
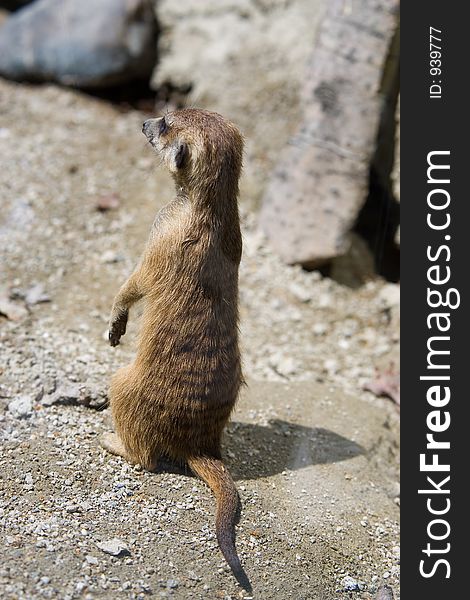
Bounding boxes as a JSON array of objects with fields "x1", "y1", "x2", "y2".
[{"x1": 103, "y1": 109, "x2": 250, "y2": 590}]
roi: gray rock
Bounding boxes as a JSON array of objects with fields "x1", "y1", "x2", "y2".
[
  {"x1": 269, "y1": 352, "x2": 298, "y2": 378},
  {"x1": 259, "y1": 0, "x2": 399, "y2": 267},
  {"x1": 24, "y1": 283, "x2": 50, "y2": 306},
  {"x1": 166, "y1": 579, "x2": 178, "y2": 589},
  {"x1": 151, "y1": 0, "x2": 325, "y2": 207},
  {"x1": 0, "y1": 286, "x2": 28, "y2": 321},
  {"x1": 378, "y1": 283, "x2": 400, "y2": 309},
  {"x1": 43, "y1": 383, "x2": 107, "y2": 409},
  {"x1": 96, "y1": 539, "x2": 130, "y2": 557},
  {"x1": 0, "y1": 0, "x2": 157, "y2": 88},
  {"x1": 8, "y1": 395, "x2": 33, "y2": 418}
]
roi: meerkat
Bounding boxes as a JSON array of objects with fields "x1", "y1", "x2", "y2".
[{"x1": 101, "y1": 109, "x2": 250, "y2": 590}]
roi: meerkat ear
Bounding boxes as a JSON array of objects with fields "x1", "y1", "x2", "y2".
[{"x1": 175, "y1": 142, "x2": 188, "y2": 169}]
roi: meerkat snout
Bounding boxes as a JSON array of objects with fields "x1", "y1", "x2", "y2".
[
  {"x1": 142, "y1": 117, "x2": 166, "y2": 140},
  {"x1": 142, "y1": 119, "x2": 158, "y2": 138}
]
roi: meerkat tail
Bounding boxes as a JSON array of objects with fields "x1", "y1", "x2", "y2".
[{"x1": 187, "y1": 456, "x2": 252, "y2": 592}]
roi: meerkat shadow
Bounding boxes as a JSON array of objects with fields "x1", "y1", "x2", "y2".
[
  {"x1": 149, "y1": 419, "x2": 364, "y2": 482},
  {"x1": 222, "y1": 419, "x2": 365, "y2": 481}
]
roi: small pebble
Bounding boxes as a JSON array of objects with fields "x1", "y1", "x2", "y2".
[
  {"x1": 8, "y1": 395, "x2": 33, "y2": 419},
  {"x1": 96, "y1": 539, "x2": 130, "y2": 557},
  {"x1": 342, "y1": 576, "x2": 364, "y2": 591}
]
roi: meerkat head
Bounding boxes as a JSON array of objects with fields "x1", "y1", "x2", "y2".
[{"x1": 142, "y1": 109, "x2": 243, "y2": 192}]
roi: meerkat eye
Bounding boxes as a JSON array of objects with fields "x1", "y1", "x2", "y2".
[{"x1": 159, "y1": 118, "x2": 168, "y2": 136}]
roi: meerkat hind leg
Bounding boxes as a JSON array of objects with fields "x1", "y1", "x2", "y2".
[
  {"x1": 100, "y1": 432, "x2": 159, "y2": 471},
  {"x1": 100, "y1": 432, "x2": 131, "y2": 461}
]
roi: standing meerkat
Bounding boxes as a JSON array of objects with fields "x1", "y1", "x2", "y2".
[{"x1": 101, "y1": 109, "x2": 250, "y2": 590}]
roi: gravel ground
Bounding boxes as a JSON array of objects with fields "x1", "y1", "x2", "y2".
[{"x1": 0, "y1": 79, "x2": 399, "y2": 599}]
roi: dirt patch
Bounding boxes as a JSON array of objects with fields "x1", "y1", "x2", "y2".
[{"x1": 0, "y1": 79, "x2": 399, "y2": 599}]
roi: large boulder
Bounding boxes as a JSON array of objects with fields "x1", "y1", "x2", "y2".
[
  {"x1": 0, "y1": 0, "x2": 157, "y2": 88},
  {"x1": 259, "y1": 0, "x2": 399, "y2": 267}
]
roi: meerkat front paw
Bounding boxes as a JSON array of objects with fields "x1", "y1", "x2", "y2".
[{"x1": 109, "y1": 310, "x2": 128, "y2": 346}]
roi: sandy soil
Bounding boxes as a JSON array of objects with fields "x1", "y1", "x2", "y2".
[{"x1": 0, "y1": 79, "x2": 399, "y2": 599}]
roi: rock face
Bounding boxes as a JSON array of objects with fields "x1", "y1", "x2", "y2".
[
  {"x1": 259, "y1": 0, "x2": 399, "y2": 267},
  {"x1": 151, "y1": 0, "x2": 325, "y2": 207},
  {"x1": 0, "y1": 0, "x2": 157, "y2": 88}
]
